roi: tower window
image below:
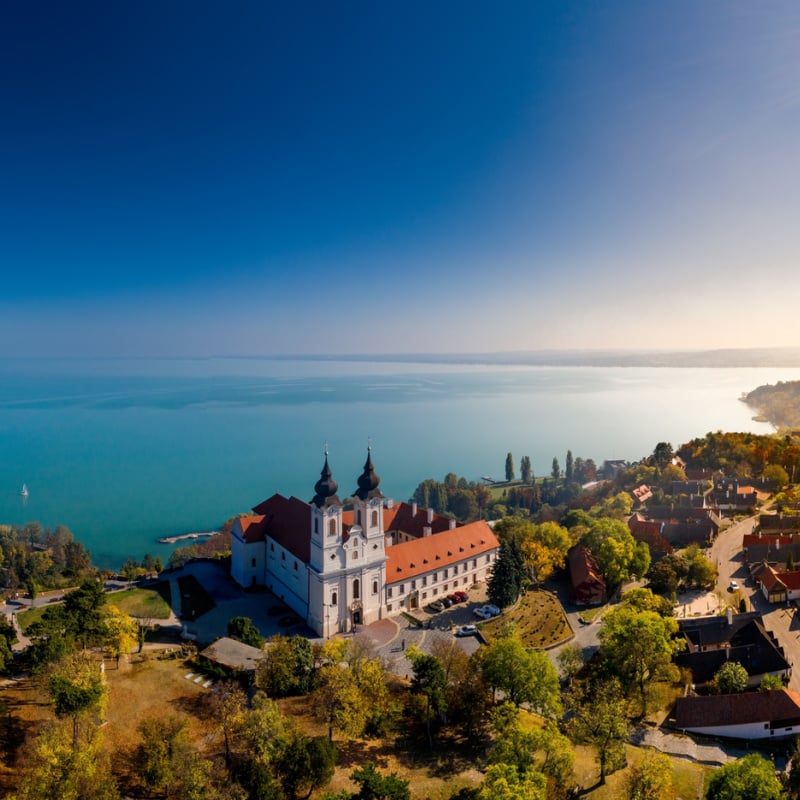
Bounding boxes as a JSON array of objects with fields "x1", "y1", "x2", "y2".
[
  {"x1": 331, "y1": 592, "x2": 337, "y2": 606},
  {"x1": 371, "y1": 510, "x2": 378, "y2": 527},
  {"x1": 372, "y1": 580, "x2": 378, "y2": 594},
  {"x1": 328, "y1": 519, "x2": 336, "y2": 536},
  {"x1": 353, "y1": 579, "x2": 360, "y2": 600},
  {"x1": 314, "y1": 518, "x2": 319, "y2": 535}
]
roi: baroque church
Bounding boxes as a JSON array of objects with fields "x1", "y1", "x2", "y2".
[{"x1": 230, "y1": 450, "x2": 500, "y2": 637}]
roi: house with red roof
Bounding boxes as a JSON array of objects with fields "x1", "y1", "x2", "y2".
[
  {"x1": 230, "y1": 449, "x2": 499, "y2": 637},
  {"x1": 567, "y1": 544, "x2": 606, "y2": 606},
  {"x1": 674, "y1": 689, "x2": 800, "y2": 739}
]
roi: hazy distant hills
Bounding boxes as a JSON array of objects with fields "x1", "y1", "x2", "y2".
[{"x1": 274, "y1": 348, "x2": 800, "y2": 368}]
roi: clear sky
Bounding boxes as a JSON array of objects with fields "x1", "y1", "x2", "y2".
[{"x1": 2, "y1": 2, "x2": 800, "y2": 357}]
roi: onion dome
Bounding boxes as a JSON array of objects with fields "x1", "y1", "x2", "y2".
[
  {"x1": 312, "y1": 453, "x2": 341, "y2": 508},
  {"x1": 355, "y1": 447, "x2": 383, "y2": 500}
]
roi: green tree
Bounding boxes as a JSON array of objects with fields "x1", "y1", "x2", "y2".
[
  {"x1": 567, "y1": 678, "x2": 628, "y2": 785},
  {"x1": 556, "y1": 643, "x2": 585, "y2": 684},
  {"x1": 652, "y1": 442, "x2": 674, "y2": 468},
  {"x1": 583, "y1": 518, "x2": 642, "y2": 587},
  {"x1": 551, "y1": 457, "x2": 560, "y2": 480},
  {"x1": 599, "y1": 605, "x2": 682, "y2": 716},
  {"x1": 713, "y1": 661, "x2": 749, "y2": 694},
  {"x1": 228, "y1": 616, "x2": 265, "y2": 648},
  {"x1": 349, "y1": 762, "x2": 410, "y2": 800},
  {"x1": 209, "y1": 680, "x2": 247, "y2": 766},
  {"x1": 476, "y1": 764, "x2": 547, "y2": 800},
  {"x1": 565, "y1": 450, "x2": 574, "y2": 481},
  {"x1": 520, "y1": 456, "x2": 532, "y2": 485},
  {"x1": 406, "y1": 647, "x2": 447, "y2": 748},
  {"x1": 487, "y1": 539, "x2": 522, "y2": 608},
  {"x1": 136, "y1": 715, "x2": 191, "y2": 794},
  {"x1": 626, "y1": 750, "x2": 673, "y2": 800},
  {"x1": 762, "y1": 464, "x2": 789, "y2": 487},
  {"x1": 479, "y1": 630, "x2": 562, "y2": 717},
  {"x1": 311, "y1": 663, "x2": 368, "y2": 741},
  {"x1": 621, "y1": 587, "x2": 674, "y2": 617},
  {"x1": 257, "y1": 634, "x2": 313, "y2": 697},
  {"x1": 705, "y1": 753, "x2": 783, "y2": 800},
  {"x1": 505, "y1": 453, "x2": 515, "y2": 483},
  {"x1": 274, "y1": 733, "x2": 337, "y2": 799},
  {"x1": 759, "y1": 674, "x2": 784, "y2": 691}
]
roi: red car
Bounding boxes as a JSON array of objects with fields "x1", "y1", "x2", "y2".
[{"x1": 454, "y1": 591, "x2": 468, "y2": 602}]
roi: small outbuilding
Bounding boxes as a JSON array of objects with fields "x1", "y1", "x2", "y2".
[{"x1": 199, "y1": 637, "x2": 265, "y2": 676}]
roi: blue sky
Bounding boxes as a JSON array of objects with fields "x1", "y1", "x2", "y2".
[{"x1": 2, "y1": 2, "x2": 800, "y2": 356}]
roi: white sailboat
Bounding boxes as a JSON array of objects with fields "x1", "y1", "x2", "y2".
[{"x1": 20, "y1": 483, "x2": 28, "y2": 497}]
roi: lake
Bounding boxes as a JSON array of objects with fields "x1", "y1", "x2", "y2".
[{"x1": 1, "y1": 357, "x2": 796, "y2": 568}]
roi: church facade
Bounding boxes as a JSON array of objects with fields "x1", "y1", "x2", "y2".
[{"x1": 230, "y1": 450, "x2": 500, "y2": 637}]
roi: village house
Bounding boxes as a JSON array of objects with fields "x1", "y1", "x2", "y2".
[
  {"x1": 743, "y1": 533, "x2": 800, "y2": 572},
  {"x1": 758, "y1": 513, "x2": 800, "y2": 536},
  {"x1": 567, "y1": 544, "x2": 606, "y2": 606},
  {"x1": 752, "y1": 563, "x2": 800, "y2": 604},
  {"x1": 674, "y1": 689, "x2": 800, "y2": 739},
  {"x1": 229, "y1": 450, "x2": 499, "y2": 637},
  {"x1": 710, "y1": 477, "x2": 758, "y2": 514},
  {"x1": 675, "y1": 610, "x2": 791, "y2": 689},
  {"x1": 629, "y1": 505, "x2": 721, "y2": 548}
]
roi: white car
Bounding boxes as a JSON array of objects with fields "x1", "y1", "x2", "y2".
[
  {"x1": 484, "y1": 604, "x2": 501, "y2": 616},
  {"x1": 455, "y1": 625, "x2": 478, "y2": 637},
  {"x1": 729, "y1": 580, "x2": 740, "y2": 591},
  {"x1": 473, "y1": 607, "x2": 491, "y2": 619}
]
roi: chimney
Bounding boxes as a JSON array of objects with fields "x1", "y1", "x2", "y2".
[
  {"x1": 449, "y1": 518, "x2": 456, "y2": 530},
  {"x1": 427, "y1": 508, "x2": 434, "y2": 524},
  {"x1": 411, "y1": 502, "x2": 417, "y2": 517},
  {"x1": 727, "y1": 607, "x2": 733, "y2": 626},
  {"x1": 423, "y1": 526, "x2": 432, "y2": 537}
]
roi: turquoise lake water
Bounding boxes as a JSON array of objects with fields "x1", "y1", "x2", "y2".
[{"x1": 1, "y1": 357, "x2": 797, "y2": 569}]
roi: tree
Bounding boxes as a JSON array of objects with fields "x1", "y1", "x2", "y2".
[
  {"x1": 10, "y1": 720, "x2": 119, "y2": 800},
  {"x1": 274, "y1": 733, "x2": 337, "y2": 799},
  {"x1": 349, "y1": 762, "x2": 410, "y2": 800},
  {"x1": 63, "y1": 580, "x2": 107, "y2": 649},
  {"x1": 705, "y1": 753, "x2": 783, "y2": 800},
  {"x1": 476, "y1": 764, "x2": 547, "y2": 800},
  {"x1": 520, "y1": 456, "x2": 532, "y2": 485},
  {"x1": 556, "y1": 644, "x2": 585, "y2": 683},
  {"x1": 652, "y1": 442, "x2": 674, "y2": 469},
  {"x1": 257, "y1": 634, "x2": 313, "y2": 697},
  {"x1": 713, "y1": 662, "x2": 749, "y2": 694},
  {"x1": 228, "y1": 616, "x2": 265, "y2": 648},
  {"x1": 311, "y1": 663, "x2": 368, "y2": 741},
  {"x1": 406, "y1": 647, "x2": 447, "y2": 747},
  {"x1": 567, "y1": 678, "x2": 628, "y2": 785},
  {"x1": 136, "y1": 716, "x2": 191, "y2": 794},
  {"x1": 551, "y1": 457, "x2": 560, "y2": 480},
  {"x1": 565, "y1": 450, "x2": 574, "y2": 481},
  {"x1": 762, "y1": 464, "x2": 789, "y2": 487},
  {"x1": 47, "y1": 652, "x2": 108, "y2": 747},
  {"x1": 505, "y1": 453, "x2": 515, "y2": 482},
  {"x1": 209, "y1": 680, "x2": 247, "y2": 766},
  {"x1": 479, "y1": 631, "x2": 562, "y2": 717},
  {"x1": 626, "y1": 750, "x2": 673, "y2": 800},
  {"x1": 599, "y1": 605, "x2": 682, "y2": 716},
  {"x1": 759, "y1": 674, "x2": 784, "y2": 691},
  {"x1": 487, "y1": 539, "x2": 522, "y2": 608},
  {"x1": 583, "y1": 518, "x2": 642, "y2": 587},
  {"x1": 102, "y1": 605, "x2": 138, "y2": 666}
]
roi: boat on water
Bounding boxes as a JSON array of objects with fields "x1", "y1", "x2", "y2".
[{"x1": 20, "y1": 484, "x2": 29, "y2": 497}]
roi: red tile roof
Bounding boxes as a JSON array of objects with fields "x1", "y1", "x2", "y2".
[
  {"x1": 385, "y1": 521, "x2": 498, "y2": 583},
  {"x1": 249, "y1": 494, "x2": 312, "y2": 562},
  {"x1": 675, "y1": 689, "x2": 800, "y2": 730},
  {"x1": 234, "y1": 515, "x2": 267, "y2": 544}
]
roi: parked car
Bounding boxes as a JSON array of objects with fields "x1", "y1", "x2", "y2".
[
  {"x1": 484, "y1": 604, "x2": 501, "y2": 616},
  {"x1": 441, "y1": 597, "x2": 453, "y2": 608},
  {"x1": 454, "y1": 590, "x2": 468, "y2": 602},
  {"x1": 729, "y1": 580, "x2": 740, "y2": 591},
  {"x1": 455, "y1": 624, "x2": 478, "y2": 637},
  {"x1": 427, "y1": 600, "x2": 445, "y2": 613},
  {"x1": 473, "y1": 607, "x2": 491, "y2": 619},
  {"x1": 447, "y1": 593, "x2": 462, "y2": 604}
]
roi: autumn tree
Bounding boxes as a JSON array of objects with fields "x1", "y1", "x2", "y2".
[
  {"x1": 257, "y1": 634, "x2": 313, "y2": 697},
  {"x1": 103, "y1": 605, "x2": 139, "y2": 666},
  {"x1": 311, "y1": 662, "x2": 368, "y2": 741},
  {"x1": 136, "y1": 715, "x2": 192, "y2": 794},
  {"x1": 626, "y1": 750, "x2": 673, "y2": 800},
  {"x1": 209, "y1": 680, "x2": 247, "y2": 766},
  {"x1": 47, "y1": 652, "x2": 108, "y2": 748}
]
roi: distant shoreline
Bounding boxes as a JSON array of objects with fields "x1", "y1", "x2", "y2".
[{"x1": 157, "y1": 531, "x2": 220, "y2": 545}]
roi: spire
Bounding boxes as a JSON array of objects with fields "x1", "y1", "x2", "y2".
[
  {"x1": 355, "y1": 442, "x2": 382, "y2": 500},
  {"x1": 312, "y1": 446, "x2": 341, "y2": 508}
]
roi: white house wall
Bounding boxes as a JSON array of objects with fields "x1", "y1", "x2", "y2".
[{"x1": 682, "y1": 720, "x2": 800, "y2": 739}]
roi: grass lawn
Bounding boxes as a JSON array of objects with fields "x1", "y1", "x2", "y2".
[
  {"x1": 106, "y1": 585, "x2": 172, "y2": 619},
  {"x1": 16, "y1": 605, "x2": 46, "y2": 633},
  {"x1": 479, "y1": 586, "x2": 571, "y2": 648}
]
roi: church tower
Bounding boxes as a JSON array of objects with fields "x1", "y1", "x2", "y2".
[{"x1": 308, "y1": 449, "x2": 342, "y2": 573}]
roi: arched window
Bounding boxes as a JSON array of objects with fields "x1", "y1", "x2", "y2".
[
  {"x1": 371, "y1": 510, "x2": 378, "y2": 527},
  {"x1": 314, "y1": 518, "x2": 319, "y2": 535},
  {"x1": 328, "y1": 518, "x2": 336, "y2": 536},
  {"x1": 356, "y1": 509, "x2": 361, "y2": 525},
  {"x1": 331, "y1": 591, "x2": 337, "y2": 606},
  {"x1": 353, "y1": 579, "x2": 360, "y2": 600},
  {"x1": 352, "y1": 550, "x2": 359, "y2": 560},
  {"x1": 372, "y1": 580, "x2": 378, "y2": 594}
]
